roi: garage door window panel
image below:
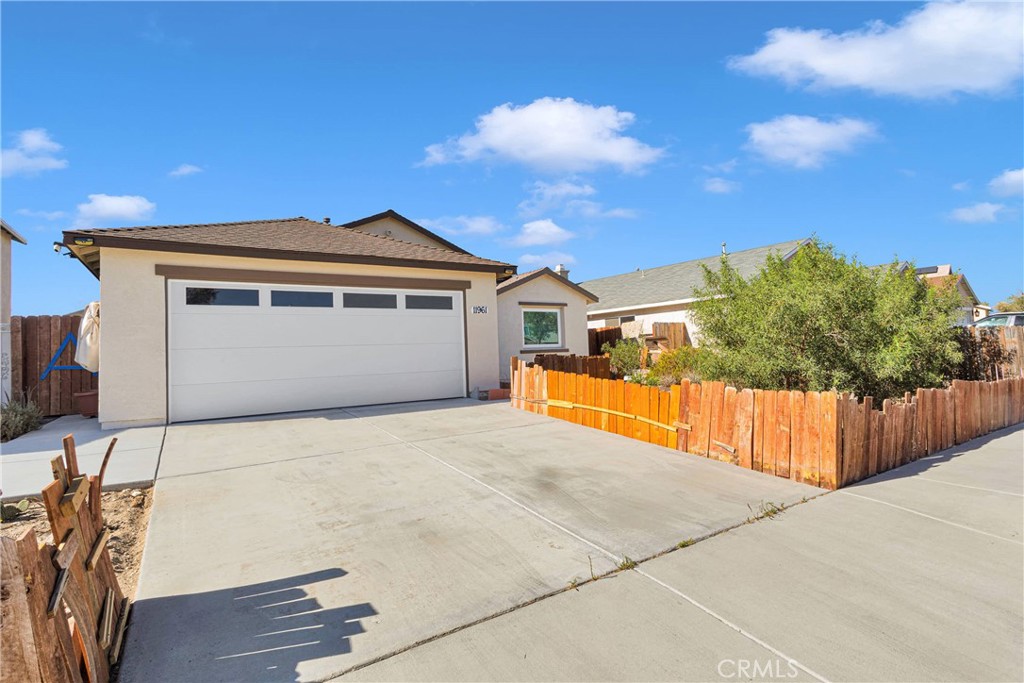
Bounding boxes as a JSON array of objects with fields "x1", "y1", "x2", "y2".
[
  {"x1": 522, "y1": 308, "x2": 562, "y2": 348},
  {"x1": 343, "y1": 293, "x2": 398, "y2": 309},
  {"x1": 271, "y1": 290, "x2": 333, "y2": 308},
  {"x1": 406, "y1": 294, "x2": 453, "y2": 310},
  {"x1": 186, "y1": 287, "x2": 259, "y2": 306}
]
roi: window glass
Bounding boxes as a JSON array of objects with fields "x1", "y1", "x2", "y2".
[
  {"x1": 976, "y1": 316, "x2": 1008, "y2": 327},
  {"x1": 186, "y1": 287, "x2": 259, "y2": 306},
  {"x1": 523, "y1": 310, "x2": 560, "y2": 345},
  {"x1": 406, "y1": 295, "x2": 453, "y2": 310},
  {"x1": 343, "y1": 292, "x2": 397, "y2": 309},
  {"x1": 1013, "y1": 316, "x2": 1024, "y2": 327},
  {"x1": 271, "y1": 290, "x2": 333, "y2": 308}
]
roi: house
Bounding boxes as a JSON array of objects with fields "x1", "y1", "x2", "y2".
[
  {"x1": 495, "y1": 264, "x2": 598, "y2": 382},
  {"x1": 580, "y1": 239, "x2": 809, "y2": 341},
  {"x1": 2, "y1": 219, "x2": 28, "y2": 402},
  {"x1": 61, "y1": 211, "x2": 518, "y2": 428},
  {"x1": 915, "y1": 265, "x2": 984, "y2": 325}
]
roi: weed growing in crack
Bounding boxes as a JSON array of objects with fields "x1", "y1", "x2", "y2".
[
  {"x1": 618, "y1": 556, "x2": 637, "y2": 570},
  {"x1": 747, "y1": 500, "x2": 785, "y2": 522},
  {"x1": 676, "y1": 538, "x2": 696, "y2": 549},
  {"x1": 568, "y1": 578, "x2": 579, "y2": 591}
]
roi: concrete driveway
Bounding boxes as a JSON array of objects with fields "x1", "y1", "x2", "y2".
[
  {"x1": 120, "y1": 399, "x2": 818, "y2": 682},
  {"x1": 120, "y1": 400, "x2": 1023, "y2": 683}
]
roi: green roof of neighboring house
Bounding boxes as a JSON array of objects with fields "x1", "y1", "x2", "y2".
[{"x1": 581, "y1": 238, "x2": 808, "y2": 314}]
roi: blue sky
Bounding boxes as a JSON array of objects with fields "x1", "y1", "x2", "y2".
[{"x1": 3, "y1": 1, "x2": 1022, "y2": 315}]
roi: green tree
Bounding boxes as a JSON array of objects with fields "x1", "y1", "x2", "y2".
[
  {"x1": 690, "y1": 239, "x2": 963, "y2": 399},
  {"x1": 995, "y1": 291, "x2": 1024, "y2": 312}
]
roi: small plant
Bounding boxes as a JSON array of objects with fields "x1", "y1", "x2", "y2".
[
  {"x1": 676, "y1": 538, "x2": 696, "y2": 549},
  {"x1": 618, "y1": 556, "x2": 637, "y2": 570},
  {"x1": 1, "y1": 499, "x2": 31, "y2": 522},
  {"x1": 1, "y1": 393, "x2": 44, "y2": 442},
  {"x1": 567, "y1": 577, "x2": 579, "y2": 591},
  {"x1": 747, "y1": 500, "x2": 784, "y2": 522},
  {"x1": 648, "y1": 346, "x2": 705, "y2": 388},
  {"x1": 601, "y1": 338, "x2": 645, "y2": 378},
  {"x1": 588, "y1": 555, "x2": 596, "y2": 581}
]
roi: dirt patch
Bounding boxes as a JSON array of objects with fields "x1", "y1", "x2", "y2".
[{"x1": 1, "y1": 487, "x2": 153, "y2": 600}]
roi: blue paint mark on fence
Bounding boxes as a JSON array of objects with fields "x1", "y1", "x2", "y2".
[{"x1": 39, "y1": 332, "x2": 96, "y2": 380}]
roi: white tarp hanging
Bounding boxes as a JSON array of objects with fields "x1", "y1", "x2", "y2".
[{"x1": 75, "y1": 302, "x2": 100, "y2": 372}]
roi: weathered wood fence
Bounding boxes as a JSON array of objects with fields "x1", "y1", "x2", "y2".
[
  {"x1": 650, "y1": 322, "x2": 690, "y2": 350},
  {"x1": 511, "y1": 357, "x2": 1024, "y2": 490},
  {"x1": 532, "y1": 354, "x2": 612, "y2": 379},
  {"x1": 0, "y1": 436, "x2": 128, "y2": 683},
  {"x1": 9, "y1": 316, "x2": 97, "y2": 416},
  {"x1": 964, "y1": 326, "x2": 1023, "y2": 379},
  {"x1": 587, "y1": 326, "x2": 622, "y2": 356}
]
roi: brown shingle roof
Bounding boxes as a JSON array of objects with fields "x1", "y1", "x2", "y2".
[{"x1": 63, "y1": 216, "x2": 514, "y2": 274}]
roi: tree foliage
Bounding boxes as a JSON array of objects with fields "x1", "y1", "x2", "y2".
[
  {"x1": 690, "y1": 240, "x2": 963, "y2": 399},
  {"x1": 995, "y1": 291, "x2": 1024, "y2": 312},
  {"x1": 601, "y1": 338, "x2": 644, "y2": 377}
]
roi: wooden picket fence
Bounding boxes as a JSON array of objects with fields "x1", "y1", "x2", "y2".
[
  {"x1": 0, "y1": 436, "x2": 128, "y2": 683},
  {"x1": 510, "y1": 357, "x2": 1024, "y2": 490},
  {"x1": 532, "y1": 354, "x2": 612, "y2": 379},
  {"x1": 9, "y1": 315, "x2": 97, "y2": 416},
  {"x1": 587, "y1": 326, "x2": 622, "y2": 356}
]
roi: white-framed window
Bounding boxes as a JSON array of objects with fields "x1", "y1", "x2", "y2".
[{"x1": 522, "y1": 307, "x2": 562, "y2": 348}]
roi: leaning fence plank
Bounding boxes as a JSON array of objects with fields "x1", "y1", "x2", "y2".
[
  {"x1": 762, "y1": 390, "x2": 777, "y2": 475},
  {"x1": 675, "y1": 380, "x2": 690, "y2": 451},
  {"x1": 1, "y1": 536, "x2": 43, "y2": 683},
  {"x1": 790, "y1": 391, "x2": 806, "y2": 483},
  {"x1": 774, "y1": 390, "x2": 792, "y2": 478},
  {"x1": 15, "y1": 531, "x2": 78, "y2": 683},
  {"x1": 819, "y1": 392, "x2": 839, "y2": 490},
  {"x1": 752, "y1": 390, "x2": 764, "y2": 472},
  {"x1": 735, "y1": 389, "x2": 754, "y2": 469}
]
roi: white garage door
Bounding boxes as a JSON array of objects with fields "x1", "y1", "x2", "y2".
[{"x1": 167, "y1": 279, "x2": 466, "y2": 422}]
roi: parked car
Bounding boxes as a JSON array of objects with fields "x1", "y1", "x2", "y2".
[{"x1": 973, "y1": 312, "x2": 1024, "y2": 327}]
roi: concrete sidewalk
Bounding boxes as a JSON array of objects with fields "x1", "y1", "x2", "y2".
[
  {"x1": 344, "y1": 425, "x2": 1023, "y2": 682},
  {"x1": 0, "y1": 415, "x2": 163, "y2": 499}
]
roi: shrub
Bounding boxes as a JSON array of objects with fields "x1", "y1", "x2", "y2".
[
  {"x1": 1, "y1": 394, "x2": 44, "y2": 442},
  {"x1": 601, "y1": 338, "x2": 645, "y2": 377},
  {"x1": 648, "y1": 346, "x2": 704, "y2": 387},
  {"x1": 950, "y1": 328, "x2": 1016, "y2": 381},
  {"x1": 690, "y1": 239, "x2": 963, "y2": 400}
]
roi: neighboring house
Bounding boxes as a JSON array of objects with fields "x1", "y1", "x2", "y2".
[
  {"x1": 580, "y1": 239, "x2": 809, "y2": 341},
  {"x1": 61, "y1": 211, "x2": 516, "y2": 428},
  {"x1": 495, "y1": 265, "x2": 598, "y2": 382},
  {"x1": 915, "y1": 265, "x2": 983, "y2": 325},
  {"x1": 1, "y1": 219, "x2": 28, "y2": 402}
]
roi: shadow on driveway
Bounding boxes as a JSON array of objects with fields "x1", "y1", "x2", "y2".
[{"x1": 121, "y1": 568, "x2": 376, "y2": 683}]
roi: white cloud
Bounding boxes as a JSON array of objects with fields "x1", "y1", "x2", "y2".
[
  {"x1": 703, "y1": 177, "x2": 741, "y2": 194},
  {"x1": 74, "y1": 194, "x2": 156, "y2": 228},
  {"x1": 952, "y1": 181, "x2": 969, "y2": 192},
  {"x1": 564, "y1": 200, "x2": 638, "y2": 219},
  {"x1": 508, "y1": 219, "x2": 575, "y2": 247},
  {"x1": 518, "y1": 179, "x2": 636, "y2": 219},
  {"x1": 519, "y1": 251, "x2": 577, "y2": 268},
  {"x1": 949, "y1": 202, "x2": 1005, "y2": 223},
  {"x1": 169, "y1": 163, "x2": 203, "y2": 177},
  {"x1": 745, "y1": 115, "x2": 877, "y2": 169},
  {"x1": 988, "y1": 168, "x2": 1023, "y2": 197},
  {"x1": 729, "y1": 2, "x2": 1024, "y2": 99},
  {"x1": 518, "y1": 180, "x2": 595, "y2": 216},
  {"x1": 417, "y1": 215, "x2": 505, "y2": 236},
  {"x1": 422, "y1": 97, "x2": 664, "y2": 173},
  {"x1": 16, "y1": 208, "x2": 67, "y2": 220},
  {"x1": 702, "y1": 159, "x2": 738, "y2": 174},
  {"x1": 2, "y1": 128, "x2": 68, "y2": 178}
]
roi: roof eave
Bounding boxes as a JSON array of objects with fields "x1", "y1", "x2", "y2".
[
  {"x1": 61, "y1": 232, "x2": 514, "y2": 275},
  {"x1": 497, "y1": 267, "x2": 599, "y2": 303},
  {"x1": 341, "y1": 209, "x2": 472, "y2": 256}
]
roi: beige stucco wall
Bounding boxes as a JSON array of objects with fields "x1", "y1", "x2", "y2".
[
  {"x1": 1, "y1": 233, "x2": 12, "y2": 402},
  {"x1": 497, "y1": 275, "x2": 591, "y2": 382},
  {"x1": 1, "y1": 232, "x2": 11, "y2": 324},
  {"x1": 98, "y1": 247, "x2": 500, "y2": 428},
  {"x1": 348, "y1": 217, "x2": 447, "y2": 250}
]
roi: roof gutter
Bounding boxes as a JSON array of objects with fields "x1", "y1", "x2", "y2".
[{"x1": 587, "y1": 296, "x2": 703, "y2": 316}]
